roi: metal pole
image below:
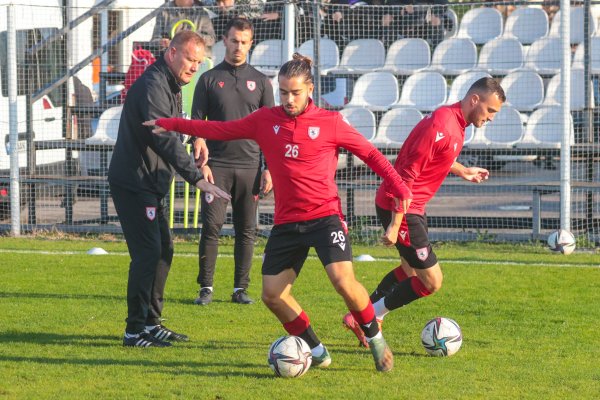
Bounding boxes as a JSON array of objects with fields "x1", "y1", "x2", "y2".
[
  {"x1": 7, "y1": 5, "x2": 20, "y2": 236},
  {"x1": 283, "y1": 0, "x2": 295, "y2": 62},
  {"x1": 312, "y1": 0, "x2": 321, "y2": 106},
  {"x1": 559, "y1": 0, "x2": 571, "y2": 231}
]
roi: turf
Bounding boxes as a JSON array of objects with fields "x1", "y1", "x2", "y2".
[{"x1": 0, "y1": 237, "x2": 598, "y2": 399}]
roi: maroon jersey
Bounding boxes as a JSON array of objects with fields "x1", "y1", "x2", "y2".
[
  {"x1": 156, "y1": 100, "x2": 412, "y2": 225},
  {"x1": 376, "y1": 102, "x2": 468, "y2": 215}
]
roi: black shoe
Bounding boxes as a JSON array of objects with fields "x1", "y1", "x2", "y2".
[
  {"x1": 231, "y1": 289, "x2": 254, "y2": 304},
  {"x1": 123, "y1": 332, "x2": 172, "y2": 348},
  {"x1": 147, "y1": 325, "x2": 189, "y2": 342},
  {"x1": 194, "y1": 288, "x2": 213, "y2": 305}
]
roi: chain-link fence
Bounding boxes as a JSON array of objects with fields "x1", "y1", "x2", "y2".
[{"x1": 1, "y1": 0, "x2": 599, "y2": 245}]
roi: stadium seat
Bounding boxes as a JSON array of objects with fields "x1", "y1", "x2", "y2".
[
  {"x1": 549, "y1": 7, "x2": 597, "y2": 45},
  {"x1": 379, "y1": 38, "x2": 430, "y2": 75},
  {"x1": 477, "y1": 37, "x2": 524, "y2": 75},
  {"x1": 444, "y1": 8, "x2": 459, "y2": 39},
  {"x1": 328, "y1": 39, "x2": 386, "y2": 75},
  {"x1": 346, "y1": 72, "x2": 399, "y2": 111},
  {"x1": 270, "y1": 76, "x2": 280, "y2": 106},
  {"x1": 428, "y1": 38, "x2": 478, "y2": 75},
  {"x1": 372, "y1": 107, "x2": 423, "y2": 147},
  {"x1": 210, "y1": 40, "x2": 226, "y2": 65},
  {"x1": 517, "y1": 106, "x2": 574, "y2": 148},
  {"x1": 297, "y1": 38, "x2": 340, "y2": 75},
  {"x1": 467, "y1": 106, "x2": 524, "y2": 149},
  {"x1": 523, "y1": 37, "x2": 562, "y2": 76},
  {"x1": 542, "y1": 69, "x2": 594, "y2": 111},
  {"x1": 572, "y1": 36, "x2": 600, "y2": 73},
  {"x1": 503, "y1": 6, "x2": 549, "y2": 45},
  {"x1": 457, "y1": 7, "x2": 503, "y2": 44},
  {"x1": 249, "y1": 39, "x2": 283, "y2": 76},
  {"x1": 394, "y1": 71, "x2": 447, "y2": 111},
  {"x1": 501, "y1": 70, "x2": 545, "y2": 112},
  {"x1": 446, "y1": 71, "x2": 492, "y2": 104},
  {"x1": 86, "y1": 105, "x2": 123, "y2": 145},
  {"x1": 339, "y1": 107, "x2": 376, "y2": 141}
]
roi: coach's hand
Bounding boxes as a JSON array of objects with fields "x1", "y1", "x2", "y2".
[
  {"x1": 196, "y1": 179, "x2": 231, "y2": 201},
  {"x1": 193, "y1": 138, "x2": 209, "y2": 168},
  {"x1": 201, "y1": 165, "x2": 214, "y2": 184}
]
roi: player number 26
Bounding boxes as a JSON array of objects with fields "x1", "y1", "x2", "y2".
[{"x1": 284, "y1": 144, "x2": 299, "y2": 158}]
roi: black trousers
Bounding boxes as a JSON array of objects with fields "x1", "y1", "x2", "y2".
[
  {"x1": 198, "y1": 165, "x2": 260, "y2": 289},
  {"x1": 110, "y1": 184, "x2": 174, "y2": 334}
]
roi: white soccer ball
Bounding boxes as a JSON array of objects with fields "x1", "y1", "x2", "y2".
[
  {"x1": 421, "y1": 317, "x2": 463, "y2": 357},
  {"x1": 547, "y1": 229, "x2": 576, "y2": 255},
  {"x1": 267, "y1": 335, "x2": 312, "y2": 378}
]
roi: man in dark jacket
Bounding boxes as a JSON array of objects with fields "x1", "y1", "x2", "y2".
[{"x1": 108, "y1": 30, "x2": 230, "y2": 348}]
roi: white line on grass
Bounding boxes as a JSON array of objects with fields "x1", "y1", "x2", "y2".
[{"x1": 0, "y1": 249, "x2": 598, "y2": 269}]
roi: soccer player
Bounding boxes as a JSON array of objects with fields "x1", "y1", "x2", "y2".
[
  {"x1": 144, "y1": 53, "x2": 413, "y2": 372},
  {"x1": 343, "y1": 77, "x2": 506, "y2": 348},
  {"x1": 191, "y1": 18, "x2": 274, "y2": 306}
]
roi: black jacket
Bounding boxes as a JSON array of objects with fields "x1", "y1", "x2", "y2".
[
  {"x1": 108, "y1": 57, "x2": 203, "y2": 196},
  {"x1": 191, "y1": 61, "x2": 274, "y2": 168}
]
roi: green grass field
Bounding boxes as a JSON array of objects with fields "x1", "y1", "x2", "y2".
[{"x1": 1, "y1": 237, "x2": 598, "y2": 399}]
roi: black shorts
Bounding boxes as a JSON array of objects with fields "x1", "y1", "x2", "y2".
[
  {"x1": 376, "y1": 205, "x2": 438, "y2": 269},
  {"x1": 262, "y1": 215, "x2": 353, "y2": 276}
]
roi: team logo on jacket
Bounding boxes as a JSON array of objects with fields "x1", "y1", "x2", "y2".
[
  {"x1": 416, "y1": 246, "x2": 429, "y2": 261},
  {"x1": 435, "y1": 131, "x2": 445, "y2": 142},
  {"x1": 246, "y1": 80, "x2": 256, "y2": 91},
  {"x1": 273, "y1": 125, "x2": 280, "y2": 134},
  {"x1": 308, "y1": 126, "x2": 320, "y2": 139},
  {"x1": 145, "y1": 207, "x2": 156, "y2": 221},
  {"x1": 205, "y1": 193, "x2": 214, "y2": 204},
  {"x1": 218, "y1": 81, "x2": 224, "y2": 88}
]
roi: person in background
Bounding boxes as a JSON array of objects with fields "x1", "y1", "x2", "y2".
[{"x1": 109, "y1": 31, "x2": 230, "y2": 348}]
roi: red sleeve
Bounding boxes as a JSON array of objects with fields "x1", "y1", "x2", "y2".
[
  {"x1": 335, "y1": 114, "x2": 412, "y2": 204},
  {"x1": 396, "y1": 118, "x2": 438, "y2": 185},
  {"x1": 156, "y1": 111, "x2": 260, "y2": 141}
]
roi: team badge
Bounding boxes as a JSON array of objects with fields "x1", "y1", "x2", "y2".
[
  {"x1": 205, "y1": 193, "x2": 214, "y2": 204},
  {"x1": 145, "y1": 207, "x2": 156, "y2": 221},
  {"x1": 218, "y1": 81, "x2": 224, "y2": 88},
  {"x1": 416, "y1": 246, "x2": 429, "y2": 261},
  {"x1": 273, "y1": 125, "x2": 280, "y2": 134},
  {"x1": 308, "y1": 126, "x2": 320, "y2": 139},
  {"x1": 435, "y1": 131, "x2": 445, "y2": 142},
  {"x1": 399, "y1": 230, "x2": 407, "y2": 241},
  {"x1": 246, "y1": 80, "x2": 256, "y2": 91}
]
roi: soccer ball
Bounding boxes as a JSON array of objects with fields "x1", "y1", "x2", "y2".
[
  {"x1": 547, "y1": 229, "x2": 576, "y2": 255},
  {"x1": 267, "y1": 335, "x2": 312, "y2": 378},
  {"x1": 421, "y1": 317, "x2": 463, "y2": 357}
]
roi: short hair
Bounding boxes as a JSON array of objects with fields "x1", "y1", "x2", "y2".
[
  {"x1": 466, "y1": 77, "x2": 506, "y2": 102},
  {"x1": 169, "y1": 30, "x2": 206, "y2": 50},
  {"x1": 224, "y1": 17, "x2": 254, "y2": 38},
  {"x1": 279, "y1": 53, "x2": 314, "y2": 84}
]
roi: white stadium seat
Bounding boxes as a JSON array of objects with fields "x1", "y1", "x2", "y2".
[
  {"x1": 446, "y1": 71, "x2": 492, "y2": 105},
  {"x1": 542, "y1": 69, "x2": 594, "y2": 111},
  {"x1": 518, "y1": 106, "x2": 574, "y2": 149},
  {"x1": 297, "y1": 38, "x2": 340, "y2": 75},
  {"x1": 346, "y1": 72, "x2": 399, "y2": 111},
  {"x1": 394, "y1": 71, "x2": 447, "y2": 111},
  {"x1": 328, "y1": 39, "x2": 386, "y2": 75},
  {"x1": 523, "y1": 37, "x2": 562, "y2": 75},
  {"x1": 501, "y1": 70, "x2": 545, "y2": 112},
  {"x1": 86, "y1": 105, "x2": 123, "y2": 145},
  {"x1": 457, "y1": 7, "x2": 503, "y2": 44},
  {"x1": 339, "y1": 107, "x2": 376, "y2": 142},
  {"x1": 549, "y1": 7, "x2": 597, "y2": 45},
  {"x1": 428, "y1": 38, "x2": 478, "y2": 75},
  {"x1": 503, "y1": 6, "x2": 548, "y2": 45},
  {"x1": 468, "y1": 106, "x2": 524, "y2": 149},
  {"x1": 210, "y1": 40, "x2": 226, "y2": 65},
  {"x1": 270, "y1": 76, "x2": 280, "y2": 106},
  {"x1": 380, "y1": 38, "x2": 430, "y2": 75},
  {"x1": 249, "y1": 39, "x2": 283, "y2": 76},
  {"x1": 372, "y1": 107, "x2": 424, "y2": 147},
  {"x1": 572, "y1": 36, "x2": 600, "y2": 74},
  {"x1": 477, "y1": 37, "x2": 524, "y2": 75}
]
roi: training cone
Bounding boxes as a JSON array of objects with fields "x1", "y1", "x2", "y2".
[
  {"x1": 87, "y1": 247, "x2": 108, "y2": 255},
  {"x1": 354, "y1": 254, "x2": 375, "y2": 262}
]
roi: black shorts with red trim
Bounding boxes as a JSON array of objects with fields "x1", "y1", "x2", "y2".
[
  {"x1": 376, "y1": 205, "x2": 438, "y2": 269},
  {"x1": 262, "y1": 215, "x2": 353, "y2": 276}
]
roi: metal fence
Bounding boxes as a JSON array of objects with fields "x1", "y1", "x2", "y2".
[{"x1": 1, "y1": 0, "x2": 599, "y2": 245}]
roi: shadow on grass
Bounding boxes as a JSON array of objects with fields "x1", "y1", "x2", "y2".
[
  {"x1": 0, "y1": 331, "x2": 118, "y2": 347},
  {"x1": 0, "y1": 291, "x2": 122, "y2": 302}
]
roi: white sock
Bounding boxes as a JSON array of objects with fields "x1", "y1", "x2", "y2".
[
  {"x1": 201, "y1": 286, "x2": 213, "y2": 292},
  {"x1": 124, "y1": 332, "x2": 140, "y2": 339},
  {"x1": 366, "y1": 331, "x2": 382, "y2": 343},
  {"x1": 373, "y1": 298, "x2": 390, "y2": 320},
  {"x1": 145, "y1": 325, "x2": 159, "y2": 332},
  {"x1": 311, "y1": 343, "x2": 325, "y2": 357},
  {"x1": 233, "y1": 287, "x2": 244, "y2": 294}
]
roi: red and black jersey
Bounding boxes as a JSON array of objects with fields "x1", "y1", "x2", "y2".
[
  {"x1": 376, "y1": 102, "x2": 468, "y2": 215},
  {"x1": 156, "y1": 99, "x2": 412, "y2": 225}
]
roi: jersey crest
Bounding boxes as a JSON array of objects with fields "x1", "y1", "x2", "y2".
[
  {"x1": 308, "y1": 126, "x2": 320, "y2": 139},
  {"x1": 246, "y1": 80, "x2": 256, "y2": 91},
  {"x1": 435, "y1": 131, "x2": 445, "y2": 142},
  {"x1": 273, "y1": 125, "x2": 280, "y2": 134},
  {"x1": 416, "y1": 246, "x2": 429, "y2": 261}
]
